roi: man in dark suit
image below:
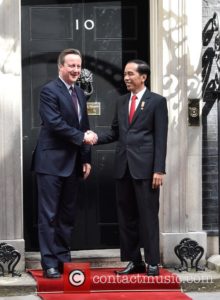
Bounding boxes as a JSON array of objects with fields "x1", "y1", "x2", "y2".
[
  {"x1": 97, "y1": 59, "x2": 168, "y2": 276},
  {"x1": 32, "y1": 49, "x2": 97, "y2": 278}
]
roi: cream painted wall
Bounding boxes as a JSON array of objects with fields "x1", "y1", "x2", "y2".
[
  {"x1": 0, "y1": 0, "x2": 24, "y2": 270},
  {"x1": 150, "y1": 0, "x2": 207, "y2": 264}
]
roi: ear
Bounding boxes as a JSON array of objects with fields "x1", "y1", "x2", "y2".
[{"x1": 141, "y1": 74, "x2": 147, "y2": 82}]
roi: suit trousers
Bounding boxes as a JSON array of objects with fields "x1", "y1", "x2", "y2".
[
  {"x1": 36, "y1": 171, "x2": 79, "y2": 270},
  {"x1": 116, "y1": 168, "x2": 160, "y2": 265}
]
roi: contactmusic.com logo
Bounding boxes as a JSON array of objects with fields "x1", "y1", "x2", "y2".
[
  {"x1": 69, "y1": 269, "x2": 86, "y2": 287},
  {"x1": 64, "y1": 263, "x2": 91, "y2": 292}
]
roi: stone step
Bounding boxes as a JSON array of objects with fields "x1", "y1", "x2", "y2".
[
  {"x1": 25, "y1": 249, "x2": 124, "y2": 269},
  {"x1": 0, "y1": 272, "x2": 36, "y2": 297},
  {"x1": 1, "y1": 250, "x2": 220, "y2": 297}
]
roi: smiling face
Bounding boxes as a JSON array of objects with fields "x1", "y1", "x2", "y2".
[
  {"x1": 59, "y1": 53, "x2": 82, "y2": 85},
  {"x1": 124, "y1": 62, "x2": 147, "y2": 94}
]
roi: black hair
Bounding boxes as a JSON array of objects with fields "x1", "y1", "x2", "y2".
[
  {"x1": 126, "y1": 59, "x2": 151, "y2": 77},
  {"x1": 58, "y1": 48, "x2": 82, "y2": 66}
]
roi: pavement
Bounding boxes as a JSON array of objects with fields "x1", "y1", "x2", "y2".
[
  {"x1": 0, "y1": 297, "x2": 39, "y2": 300},
  {"x1": 187, "y1": 293, "x2": 220, "y2": 300}
]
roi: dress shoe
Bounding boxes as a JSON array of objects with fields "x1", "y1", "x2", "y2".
[
  {"x1": 115, "y1": 261, "x2": 146, "y2": 275},
  {"x1": 43, "y1": 267, "x2": 61, "y2": 279},
  {"x1": 147, "y1": 264, "x2": 159, "y2": 276}
]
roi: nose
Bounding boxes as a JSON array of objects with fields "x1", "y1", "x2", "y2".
[{"x1": 72, "y1": 66, "x2": 79, "y2": 72}]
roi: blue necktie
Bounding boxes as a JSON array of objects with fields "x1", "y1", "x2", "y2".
[{"x1": 70, "y1": 87, "x2": 79, "y2": 116}]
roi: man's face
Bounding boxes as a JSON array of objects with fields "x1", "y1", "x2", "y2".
[
  {"x1": 59, "y1": 54, "x2": 82, "y2": 85},
  {"x1": 124, "y1": 62, "x2": 147, "y2": 93}
]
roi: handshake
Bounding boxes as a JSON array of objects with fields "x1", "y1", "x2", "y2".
[{"x1": 84, "y1": 130, "x2": 98, "y2": 145}]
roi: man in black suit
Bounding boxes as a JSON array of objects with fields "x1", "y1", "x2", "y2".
[
  {"x1": 32, "y1": 49, "x2": 97, "y2": 278},
  {"x1": 97, "y1": 59, "x2": 168, "y2": 276}
]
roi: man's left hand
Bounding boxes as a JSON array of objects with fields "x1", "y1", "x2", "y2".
[
  {"x1": 152, "y1": 173, "x2": 164, "y2": 189},
  {"x1": 83, "y1": 163, "x2": 91, "y2": 179}
]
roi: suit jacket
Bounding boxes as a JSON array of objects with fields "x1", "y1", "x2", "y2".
[
  {"x1": 32, "y1": 78, "x2": 91, "y2": 177},
  {"x1": 98, "y1": 89, "x2": 168, "y2": 179}
]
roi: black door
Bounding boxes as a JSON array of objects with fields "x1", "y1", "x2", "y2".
[{"x1": 22, "y1": 0, "x2": 150, "y2": 251}]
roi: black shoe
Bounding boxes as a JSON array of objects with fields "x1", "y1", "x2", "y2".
[
  {"x1": 115, "y1": 261, "x2": 146, "y2": 275},
  {"x1": 147, "y1": 265, "x2": 159, "y2": 276},
  {"x1": 43, "y1": 267, "x2": 61, "y2": 279}
]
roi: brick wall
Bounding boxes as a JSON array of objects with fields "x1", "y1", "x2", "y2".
[{"x1": 202, "y1": 0, "x2": 219, "y2": 233}]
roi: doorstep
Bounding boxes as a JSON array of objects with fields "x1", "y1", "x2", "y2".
[{"x1": 1, "y1": 250, "x2": 220, "y2": 297}]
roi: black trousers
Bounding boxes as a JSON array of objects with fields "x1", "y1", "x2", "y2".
[
  {"x1": 36, "y1": 171, "x2": 79, "y2": 270},
  {"x1": 116, "y1": 168, "x2": 160, "y2": 265}
]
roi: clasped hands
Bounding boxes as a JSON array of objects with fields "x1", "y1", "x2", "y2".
[{"x1": 84, "y1": 130, "x2": 98, "y2": 145}]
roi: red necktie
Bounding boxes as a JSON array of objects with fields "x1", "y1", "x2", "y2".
[{"x1": 129, "y1": 95, "x2": 137, "y2": 123}]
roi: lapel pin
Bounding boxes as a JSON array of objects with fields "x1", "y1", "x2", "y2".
[{"x1": 141, "y1": 101, "x2": 145, "y2": 110}]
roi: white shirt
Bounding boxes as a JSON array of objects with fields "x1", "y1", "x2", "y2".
[{"x1": 128, "y1": 87, "x2": 147, "y2": 112}]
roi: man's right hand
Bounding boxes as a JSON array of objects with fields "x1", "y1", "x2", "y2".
[{"x1": 84, "y1": 130, "x2": 98, "y2": 145}]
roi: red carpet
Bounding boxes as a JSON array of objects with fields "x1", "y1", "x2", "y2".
[
  {"x1": 29, "y1": 265, "x2": 192, "y2": 300},
  {"x1": 38, "y1": 291, "x2": 191, "y2": 300}
]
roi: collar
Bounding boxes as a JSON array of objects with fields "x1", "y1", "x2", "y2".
[
  {"x1": 131, "y1": 87, "x2": 146, "y2": 100},
  {"x1": 59, "y1": 76, "x2": 75, "y2": 91}
]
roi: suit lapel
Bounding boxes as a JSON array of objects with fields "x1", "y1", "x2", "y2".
[
  {"x1": 121, "y1": 94, "x2": 130, "y2": 129},
  {"x1": 56, "y1": 78, "x2": 80, "y2": 121},
  {"x1": 74, "y1": 85, "x2": 84, "y2": 111}
]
